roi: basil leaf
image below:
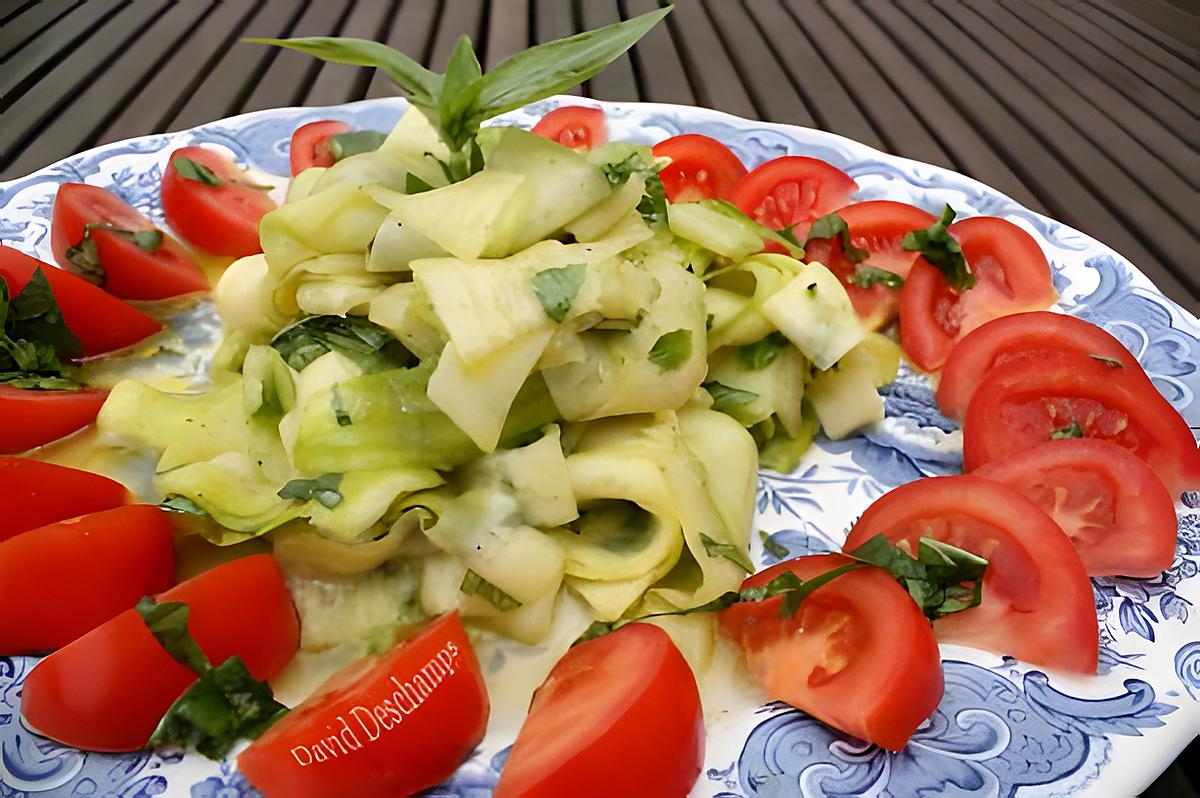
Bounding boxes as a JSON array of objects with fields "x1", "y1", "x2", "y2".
[
  {"x1": 739, "y1": 332, "x2": 789, "y2": 371},
  {"x1": 1050, "y1": 421, "x2": 1084, "y2": 439},
  {"x1": 0, "y1": 372, "x2": 79, "y2": 390},
  {"x1": 901, "y1": 205, "x2": 975, "y2": 291},
  {"x1": 774, "y1": 563, "x2": 866, "y2": 617},
  {"x1": 64, "y1": 234, "x2": 104, "y2": 284},
  {"x1": 531, "y1": 263, "x2": 586, "y2": 323},
  {"x1": 460, "y1": 569, "x2": 522, "y2": 611},
  {"x1": 173, "y1": 157, "x2": 222, "y2": 187},
  {"x1": 637, "y1": 173, "x2": 668, "y2": 229},
  {"x1": 148, "y1": 655, "x2": 288, "y2": 760},
  {"x1": 1089, "y1": 353, "x2": 1124, "y2": 369},
  {"x1": 327, "y1": 130, "x2": 388, "y2": 161},
  {"x1": 439, "y1": 36, "x2": 485, "y2": 150},
  {"x1": 648, "y1": 329, "x2": 692, "y2": 371},
  {"x1": 845, "y1": 533, "x2": 988, "y2": 620},
  {"x1": 846, "y1": 264, "x2": 904, "y2": 289},
  {"x1": 160, "y1": 496, "x2": 209, "y2": 516},
  {"x1": 278, "y1": 473, "x2": 343, "y2": 508},
  {"x1": 699, "y1": 532, "x2": 754, "y2": 574},
  {"x1": 269, "y1": 315, "x2": 412, "y2": 372},
  {"x1": 0, "y1": 269, "x2": 82, "y2": 378},
  {"x1": 136, "y1": 597, "x2": 210, "y2": 674},
  {"x1": 600, "y1": 152, "x2": 650, "y2": 188},
  {"x1": 806, "y1": 213, "x2": 869, "y2": 263},
  {"x1": 760, "y1": 529, "x2": 790, "y2": 559},
  {"x1": 703, "y1": 380, "x2": 760, "y2": 413}
]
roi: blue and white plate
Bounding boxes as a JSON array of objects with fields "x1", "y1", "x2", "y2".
[{"x1": 1, "y1": 97, "x2": 1197, "y2": 798}]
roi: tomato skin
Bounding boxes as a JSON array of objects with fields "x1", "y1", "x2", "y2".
[
  {"x1": 531, "y1": 106, "x2": 607, "y2": 150},
  {"x1": 0, "y1": 246, "x2": 162, "y2": 357},
  {"x1": 0, "y1": 385, "x2": 108, "y2": 454},
  {"x1": 844, "y1": 476, "x2": 1098, "y2": 673},
  {"x1": 51, "y1": 184, "x2": 207, "y2": 299},
  {"x1": 0, "y1": 457, "x2": 128, "y2": 543},
  {"x1": 21, "y1": 553, "x2": 298, "y2": 752},
  {"x1": 727, "y1": 156, "x2": 858, "y2": 239},
  {"x1": 962, "y1": 351, "x2": 1200, "y2": 498},
  {"x1": 239, "y1": 612, "x2": 488, "y2": 798},
  {"x1": 900, "y1": 216, "x2": 1057, "y2": 371},
  {"x1": 937, "y1": 311, "x2": 1146, "y2": 422},
  {"x1": 652, "y1": 134, "x2": 747, "y2": 203},
  {"x1": 290, "y1": 120, "x2": 353, "y2": 175},
  {"x1": 161, "y1": 146, "x2": 276, "y2": 257},
  {"x1": 973, "y1": 439, "x2": 1176, "y2": 577},
  {"x1": 494, "y1": 623, "x2": 704, "y2": 798},
  {"x1": 803, "y1": 201, "x2": 936, "y2": 330},
  {"x1": 0, "y1": 505, "x2": 174, "y2": 654},
  {"x1": 719, "y1": 554, "x2": 942, "y2": 751}
]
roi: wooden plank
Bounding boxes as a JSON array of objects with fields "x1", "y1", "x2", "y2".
[
  {"x1": 1089, "y1": 0, "x2": 1197, "y2": 63},
  {"x1": 428, "y1": 0, "x2": 484, "y2": 72},
  {"x1": 531, "y1": 0, "x2": 580, "y2": 94},
  {"x1": 1, "y1": 0, "x2": 118, "y2": 111},
  {"x1": 1000, "y1": 0, "x2": 1194, "y2": 141},
  {"x1": 1109, "y1": 0, "x2": 1200, "y2": 50},
  {"x1": 578, "y1": 0, "x2": 638, "y2": 101},
  {"x1": 860, "y1": 0, "x2": 1188, "y2": 304},
  {"x1": 168, "y1": 0, "x2": 305, "y2": 130},
  {"x1": 747, "y1": 0, "x2": 885, "y2": 150},
  {"x1": 0, "y1": 0, "x2": 77, "y2": 60},
  {"x1": 98, "y1": 0, "x2": 262, "y2": 145},
  {"x1": 969, "y1": 0, "x2": 1193, "y2": 194},
  {"x1": 242, "y1": 0, "x2": 355, "y2": 113},
  {"x1": 304, "y1": 0, "x2": 397, "y2": 106},
  {"x1": 8, "y1": 0, "x2": 212, "y2": 178},
  {"x1": 1, "y1": 2, "x2": 39, "y2": 27},
  {"x1": 0, "y1": 0, "x2": 165, "y2": 174},
  {"x1": 704, "y1": 0, "x2": 812, "y2": 126},
  {"x1": 365, "y1": 0, "x2": 441, "y2": 98},
  {"x1": 483, "y1": 0, "x2": 529, "y2": 71},
  {"x1": 666, "y1": 0, "x2": 756, "y2": 119},
  {"x1": 624, "y1": 0, "x2": 695, "y2": 105},
  {"x1": 824, "y1": 0, "x2": 1044, "y2": 212},
  {"x1": 939, "y1": 0, "x2": 1195, "y2": 235},
  {"x1": 1070, "y1": 1, "x2": 1198, "y2": 86}
]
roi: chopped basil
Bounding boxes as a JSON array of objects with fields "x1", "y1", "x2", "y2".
[
  {"x1": 0, "y1": 373, "x2": 78, "y2": 390},
  {"x1": 846, "y1": 264, "x2": 904, "y2": 289},
  {"x1": 699, "y1": 532, "x2": 754, "y2": 574},
  {"x1": 601, "y1": 152, "x2": 651, "y2": 188},
  {"x1": 531, "y1": 263, "x2": 586, "y2": 323},
  {"x1": 901, "y1": 205, "x2": 975, "y2": 291},
  {"x1": 1050, "y1": 421, "x2": 1084, "y2": 439},
  {"x1": 331, "y1": 385, "x2": 353, "y2": 427},
  {"x1": 160, "y1": 496, "x2": 209, "y2": 516},
  {"x1": 637, "y1": 172, "x2": 668, "y2": 229},
  {"x1": 846, "y1": 533, "x2": 988, "y2": 620},
  {"x1": 648, "y1": 329, "x2": 692, "y2": 371},
  {"x1": 173, "y1": 157, "x2": 222, "y2": 186},
  {"x1": 760, "y1": 529, "x2": 790, "y2": 559},
  {"x1": 0, "y1": 269, "x2": 82, "y2": 389},
  {"x1": 326, "y1": 129, "x2": 388, "y2": 161},
  {"x1": 739, "y1": 332, "x2": 789, "y2": 371},
  {"x1": 277, "y1": 473, "x2": 344, "y2": 508},
  {"x1": 64, "y1": 224, "x2": 163, "y2": 286},
  {"x1": 806, "y1": 212, "x2": 869, "y2": 263},
  {"x1": 460, "y1": 569, "x2": 522, "y2": 611},
  {"x1": 1089, "y1": 353, "x2": 1125, "y2": 368},
  {"x1": 703, "y1": 380, "x2": 760, "y2": 412},
  {"x1": 270, "y1": 314, "x2": 412, "y2": 372}
]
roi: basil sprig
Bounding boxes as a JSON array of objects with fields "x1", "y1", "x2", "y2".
[
  {"x1": 270, "y1": 314, "x2": 412, "y2": 373},
  {"x1": 248, "y1": 7, "x2": 670, "y2": 182},
  {"x1": 0, "y1": 269, "x2": 82, "y2": 390},
  {"x1": 902, "y1": 204, "x2": 975, "y2": 291},
  {"x1": 64, "y1": 223, "x2": 163, "y2": 285},
  {"x1": 806, "y1": 212, "x2": 869, "y2": 263},
  {"x1": 277, "y1": 473, "x2": 344, "y2": 508},
  {"x1": 532, "y1": 263, "x2": 586, "y2": 323}
]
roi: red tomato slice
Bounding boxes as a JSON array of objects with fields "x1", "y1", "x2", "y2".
[
  {"x1": 0, "y1": 505, "x2": 173, "y2": 654},
  {"x1": 803, "y1": 201, "x2": 936, "y2": 330},
  {"x1": 51, "y1": 184, "x2": 207, "y2": 300},
  {"x1": 239, "y1": 612, "x2": 487, "y2": 798},
  {"x1": 727, "y1": 156, "x2": 858, "y2": 240},
  {"x1": 531, "y1": 106, "x2": 607, "y2": 150},
  {"x1": 962, "y1": 351, "x2": 1200, "y2": 498},
  {"x1": 718, "y1": 554, "x2": 942, "y2": 751},
  {"x1": 973, "y1": 439, "x2": 1176, "y2": 577},
  {"x1": 0, "y1": 385, "x2": 108, "y2": 455},
  {"x1": 0, "y1": 246, "x2": 162, "y2": 357},
  {"x1": 900, "y1": 216, "x2": 1058, "y2": 371},
  {"x1": 494, "y1": 623, "x2": 703, "y2": 798},
  {"x1": 290, "y1": 119, "x2": 353, "y2": 175},
  {"x1": 21, "y1": 553, "x2": 298, "y2": 752},
  {"x1": 844, "y1": 475, "x2": 1098, "y2": 673},
  {"x1": 161, "y1": 146, "x2": 277, "y2": 257},
  {"x1": 651, "y1": 134, "x2": 747, "y2": 203},
  {"x1": 0, "y1": 457, "x2": 128, "y2": 543}
]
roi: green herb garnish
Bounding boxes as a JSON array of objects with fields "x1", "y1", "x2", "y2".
[
  {"x1": 846, "y1": 264, "x2": 904, "y2": 289},
  {"x1": 648, "y1": 329, "x2": 692, "y2": 371},
  {"x1": 846, "y1": 534, "x2": 988, "y2": 620},
  {"x1": 460, "y1": 569, "x2": 522, "y2": 611},
  {"x1": 1050, "y1": 421, "x2": 1084, "y2": 439},
  {"x1": 0, "y1": 269, "x2": 82, "y2": 389},
  {"x1": 901, "y1": 205, "x2": 975, "y2": 291},
  {"x1": 64, "y1": 224, "x2": 163, "y2": 285},
  {"x1": 159, "y1": 496, "x2": 209, "y2": 516},
  {"x1": 637, "y1": 172, "x2": 668, "y2": 229},
  {"x1": 270, "y1": 315, "x2": 411, "y2": 373},
  {"x1": 739, "y1": 332, "x2": 790, "y2": 371},
  {"x1": 703, "y1": 380, "x2": 760, "y2": 412},
  {"x1": 760, "y1": 529, "x2": 790, "y2": 559},
  {"x1": 699, "y1": 532, "x2": 755, "y2": 574},
  {"x1": 806, "y1": 212, "x2": 869, "y2": 263},
  {"x1": 173, "y1": 157, "x2": 222, "y2": 186},
  {"x1": 277, "y1": 473, "x2": 344, "y2": 508},
  {"x1": 532, "y1": 263, "x2": 586, "y2": 323}
]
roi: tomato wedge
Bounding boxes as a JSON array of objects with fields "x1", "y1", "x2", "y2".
[
  {"x1": 937, "y1": 311, "x2": 1148, "y2": 422},
  {"x1": 239, "y1": 612, "x2": 487, "y2": 798},
  {"x1": 727, "y1": 156, "x2": 858, "y2": 240},
  {"x1": 900, "y1": 216, "x2": 1058, "y2": 371},
  {"x1": 843, "y1": 476, "x2": 1098, "y2": 673},
  {"x1": 718, "y1": 554, "x2": 942, "y2": 751},
  {"x1": 161, "y1": 146, "x2": 277, "y2": 257},
  {"x1": 494, "y1": 623, "x2": 703, "y2": 798},
  {"x1": 0, "y1": 385, "x2": 108, "y2": 455},
  {"x1": 652, "y1": 134, "x2": 747, "y2": 203},
  {"x1": 290, "y1": 119, "x2": 353, "y2": 175},
  {"x1": 531, "y1": 106, "x2": 607, "y2": 150},
  {"x1": 962, "y1": 351, "x2": 1200, "y2": 498},
  {"x1": 0, "y1": 457, "x2": 128, "y2": 543},
  {"x1": 803, "y1": 201, "x2": 936, "y2": 330},
  {"x1": 0, "y1": 505, "x2": 174, "y2": 654},
  {"x1": 51, "y1": 184, "x2": 207, "y2": 299},
  {"x1": 974, "y1": 440, "x2": 1176, "y2": 577},
  {"x1": 0, "y1": 246, "x2": 161, "y2": 357},
  {"x1": 22, "y1": 553, "x2": 298, "y2": 752}
]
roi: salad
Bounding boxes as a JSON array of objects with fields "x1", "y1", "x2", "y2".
[{"x1": 1, "y1": 8, "x2": 1197, "y2": 797}]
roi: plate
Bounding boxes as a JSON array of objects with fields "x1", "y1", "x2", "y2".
[{"x1": 1, "y1": 97, "x2": 1197, "y2": 798}]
